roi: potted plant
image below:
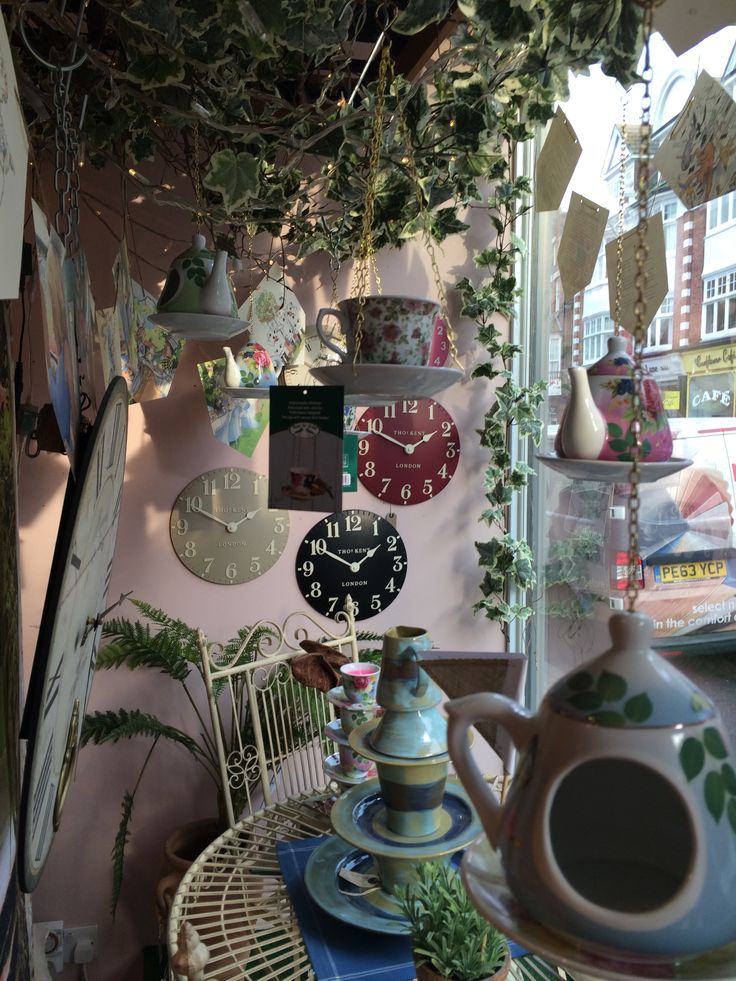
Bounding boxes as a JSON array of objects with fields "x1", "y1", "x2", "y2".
[{"x1": 394, "y1": 862, "x2": 510, "y2": 981}]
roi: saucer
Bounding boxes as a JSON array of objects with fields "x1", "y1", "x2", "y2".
[
  {"x1": 148, "y1": 312, "x2": 248, "y2": 340},
  {"x1": 461, "y1": 835, "x2": 736, "y2": 980},
  {"x1": 309, "y1": 364, "x2": 463, "y2": 406},
  {"x1": 323, "y1": 719, "x2": 349, "y2": 746},
  {"x1": 326, "y1": 686, "x2": 377, "y2": 711},
  {"x1": 331, "y1": 779, "x2": 480, "y2": 858},
  {"x1": 323, "y1": 753, "x2": 372, "y2": 786},
  {"x1": 536, "y1": 455, "x2": 692, "y2": 484},
  {"x1": 304, "y1": 835, "x2": 410, "y2": 935},
  {"x1": 349, "y1": 718, "x2": 450, "y2": 767},
  {"x1": 220, "y1": 385, "x2": 274, "y2": 398}
]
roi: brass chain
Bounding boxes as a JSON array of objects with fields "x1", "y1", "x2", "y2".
[
  {"x1": 351, "y1": 40, "x2": 392, "y2": 362},
  {"x1": 393, "y1": 59, "x2": 459, "y2": 366},
  {"x1": 192, "y1": 120, "x2": 204, "y2": 229},
  {"x1": 626, "y1": 0, "x2": 654, "y2": 609},
  {"x1": 614, "y1": 99, "x2": 628, "y2": 336}
]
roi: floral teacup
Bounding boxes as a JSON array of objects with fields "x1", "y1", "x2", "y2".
[
  {"x1": 316, "y1": 296, "x2": 439, "y2": 366},
  {"x1": 340, "y1": 663, "x2": 380, "y2": 704}
]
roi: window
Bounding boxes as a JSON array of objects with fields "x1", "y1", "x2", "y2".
[
  {"x1": 661, "y1": 198, "x2": 678, "y2": 253},
  {"x1": 707, "y1": 190, "x2": 736, "y2": 230},
  {"x1": 702, "y1": 270, "x2": 736, "y2": 337},
  {"x1": 583, "y1": 314, "x2": 614, "y2": 363},
  {"x1": 646, "y1": 294, "x2": 673, "y2": 350},
  {"x1": 549, "y1": 334, "x2": 562, "y2": 380},
  {"x1": 592, "y1": 251, "x2": 606, "y2": 283}
]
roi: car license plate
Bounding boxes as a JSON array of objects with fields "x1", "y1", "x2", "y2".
[{"x1": 653, "y1": 560, "x2": 728, "y2": 584}]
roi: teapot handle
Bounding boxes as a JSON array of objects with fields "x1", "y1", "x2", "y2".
[{"x1": 446, "y1": 693, "x2": 536, "y2": 848}]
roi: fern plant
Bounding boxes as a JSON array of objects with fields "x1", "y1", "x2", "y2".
[{"x1": 81, "y1": 599, "x2": 280, "y2": 917}]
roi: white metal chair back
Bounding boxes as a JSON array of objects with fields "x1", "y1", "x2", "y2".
[{"x1": 198, "y1": 599, "x2": 359, "y2": 827}]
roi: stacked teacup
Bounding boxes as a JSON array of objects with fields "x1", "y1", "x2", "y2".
[{"x1": 324, "y1": 663, "x2": 381, "y2": 791}]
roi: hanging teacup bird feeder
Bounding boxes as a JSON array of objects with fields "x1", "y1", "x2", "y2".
[
  {"x1": 308, "y1": 24, "x2": 462, "y2": 406},
  {"x1": 448, "y1": 5, "x2": 736, "y2": 977}
]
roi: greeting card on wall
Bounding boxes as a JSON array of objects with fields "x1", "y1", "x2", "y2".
[
  {"x1": 605, "y1": 213, "x2": 668, "y2": 334},
  {"x1": 64, "y1": 248, "x2": 97, "y2": 411},
  {"x1": 653, "y1": 71, "x2": 736, "y2": 209},
  {"x1": 534, "y1": 108, "x2": 582, "y2": 212},
  {"x1": 197, "y1": 358, "x2": 269, "y2": 457},
  {"x1": 32, "y1": 200, "x2": 80, "y2": 468},
  {"x1": 242, "y1": 275, "x2": 305, "y2": 373},
  {"x1": 557, "y1": 194, "x2": 609, "y2": 299},
  {"x1": 111, "y1": 239, "x2": 184, "y2": 400},
  {"x1": 0, "y1": 13, "x2": 29, "y2": 300},
  {"x1": 268, "y1": 385, "x2": 343, "y2": 512}
]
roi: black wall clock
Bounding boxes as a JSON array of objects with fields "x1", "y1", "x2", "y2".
[
  {"x1": 19, "y1": 376, "x2": 128, "y2": 892},
  {"x1": 357, "y1": 398, "x2": 460, "y2": 505},
  {"x1": 295, "y1": 508, "x2": 407, "y2": 621}
]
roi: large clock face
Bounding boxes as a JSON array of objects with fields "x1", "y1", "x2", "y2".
[
  {"x1": 170, "y1": 467, "x2": 289, "y2": 584},
  {"x1": 295, "y1": 509, "x2": 407, "y2": 621},
  {"x1": 357, "y1": 399, "x2": 460, "y2": 505},
  {"x1": 19, "y1": 376, "x2": 129, "y2": 892}
]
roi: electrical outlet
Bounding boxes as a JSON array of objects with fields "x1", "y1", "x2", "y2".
[
  {"x1": 62, "y1": 925, "x2": 98, "y2": 964},
  {"x1": 33, "y1": 921, "x2": 64, "y2": 973}
]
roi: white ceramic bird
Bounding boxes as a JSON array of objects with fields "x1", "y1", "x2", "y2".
[
  {"x1": 222, "y1": 346, "x2": 242, "y2": 387},
  {"x1": 171, "y1": 921, "x2": 210, "y2": 981}
]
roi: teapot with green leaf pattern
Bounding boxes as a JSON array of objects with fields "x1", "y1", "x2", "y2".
[{"x1": 447, "y1": 611, "x2": 736, "y2": 959}]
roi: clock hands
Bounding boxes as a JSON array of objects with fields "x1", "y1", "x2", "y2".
[
  {"x1": 375, "y1": 430, "x2": 437, "y2": 455},
  {"x1": 82, "y1": 590, "x2": 134, "y2": 643},
  {"x1": 193, "y1": 503, "x2": 262, "y2": 533},
  {"x1": 322, "y1": 544, "x2": 381, "y2": 573}
]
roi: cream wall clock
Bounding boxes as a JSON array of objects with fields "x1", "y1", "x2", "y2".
[{"x1": 170, "y1": 467, "x2": 289, "y2": 584}]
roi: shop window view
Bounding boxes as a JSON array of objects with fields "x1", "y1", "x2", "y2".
[{"x1": 533, "y1": 28, "x2": 736, "y2": 720}]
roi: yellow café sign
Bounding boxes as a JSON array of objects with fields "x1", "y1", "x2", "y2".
[{"x1": 681, "y1": 346, "x2": 736, "y2": 375}]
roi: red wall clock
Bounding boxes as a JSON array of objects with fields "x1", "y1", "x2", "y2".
[{"x1": 357, "y1": 398, "x2": 460, "y2": 505}]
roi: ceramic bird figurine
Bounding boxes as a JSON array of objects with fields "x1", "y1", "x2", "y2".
[
  {"x1": 222, "y1": 346, "x2": 242, "y2": 387},
  {"x1": 171, "y1": 921, "x2": 210, "y2": 981}
]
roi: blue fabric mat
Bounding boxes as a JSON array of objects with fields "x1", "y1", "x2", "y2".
[{"x1": 276, "y1": 835, "x2": 528, "y2": 981}]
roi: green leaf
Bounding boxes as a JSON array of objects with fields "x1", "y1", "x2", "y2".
[
  {"x1": 568, "y1": 671, "x2": 593, "y2": 691},
  {"x1": 624, "y1": 692, "x2": 653, "y2": 723},
  {"x1": 704, "y1": 727, "x2": 728, "y2": 760},
  {"x1": 204, "y1": 149, "x2": 261, "y2": 211},
  {"x1": 680, "y1": 737, "x2": 705, "y2": 781},
  {"x1": 596, "y1": 670, "x2": 627, "y2": 702},
  {"x1": 126, "y1": 49, "x2": 184, "y2": 91},
  {"x1": 111, "y1": 790, "x2": 135, "y2": 920},
  {"x1": 568, "y1": 690, "x2": 603, "y2": 711},
  {"x1": 705, "y1": 770, "x2": 726, "y2": 823},
  {"x1": 589, "y1": 710, "x2": 626, "y2": 726},
  {"x1": 722, "y1": 763, "x2": 736, "y2": 795},
  {"x1": 609, "y1": 439, "x2": 629, "y2": 452}
]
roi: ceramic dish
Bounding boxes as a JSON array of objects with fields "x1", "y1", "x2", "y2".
[
  {"x1": 323, "y1": 719, "x2": 349, "y2": 746},
  {"x1": 326, "y1": 686, "x2": 379, "y2": 711},
  {"x1": 304, "y1": 835, "x2": 410, "y2": 935},
  {"x1": 536, "y1": 455, "x2": 692, "y2": 483},
  {"x1": 330, "y1": 779, "x2": 480, "y2": 858},
  {"x1": 305, "y1": 835, "x2": 464, "y2": 935},
  {"x1": 323, "y1": 752, "x2": 372, "y2": 786},
  {"x1": 148, "y1": 312, "x2": 248, "y2": 340},
  {"x1": 349, "y1": 717, "x2": 450, "y2": 766},
  {"x1": 309, "y1": 364, "x2": 463, "y2": 406},
  {"x1": 220, "y1": 386, "x2": 274, "y2": 399},
  {"x1": 461, "y1": 834, "x2": 736, "y2": 981}
]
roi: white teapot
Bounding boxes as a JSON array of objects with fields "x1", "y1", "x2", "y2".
[{"x1": 447, "y1": 611, "x2": 736, "y2": 959}]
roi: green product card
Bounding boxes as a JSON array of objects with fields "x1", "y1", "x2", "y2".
[
  {"x1": 342, "y1": 432, "x2": 358, "y2": 492},
  {"x1": 268, "y1": 385, "x2": 344, "y2": 512}
]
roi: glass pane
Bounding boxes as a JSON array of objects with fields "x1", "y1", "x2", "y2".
[{"x1": 529, "y1": 29, "x2": 736, "y2": 735}]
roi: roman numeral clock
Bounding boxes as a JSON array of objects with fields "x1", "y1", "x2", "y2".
[{"x1": 19, "y1": 377, "x2": 129, "y2": 892}]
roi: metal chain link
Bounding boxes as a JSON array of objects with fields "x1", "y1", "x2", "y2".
[
  {"x1": 351, "y1": 39, "x2": 392, "y2": 363},
  {"x1": 614, "y1": 99, "x2": 628, "y2": 336},
  {"x1": 393, "y1": 58, "x2": 459, "y2": 367},
  {"x1": 626, "y1": 0, "x2": 654, "y2": 610},
  {"x1": 192, "y1": 120, "x2": 204, "y2": 229}
]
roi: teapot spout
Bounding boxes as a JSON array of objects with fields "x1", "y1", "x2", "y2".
[{"x1": 201, "y1": 250, "x2": 236, "y2": 317}]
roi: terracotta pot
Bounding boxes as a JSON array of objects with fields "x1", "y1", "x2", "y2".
[
  {"x1": 156, "y1": 817, "x2": 222, "y2": 918},
  {"x1": 414, "y1": 949, "x2": 510, "y2": 981}
]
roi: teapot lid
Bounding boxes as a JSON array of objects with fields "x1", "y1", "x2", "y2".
[{"x1": 546, "y1": 612, "x2": 716, "y2": 728}]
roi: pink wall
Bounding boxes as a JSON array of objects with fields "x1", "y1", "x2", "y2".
[{"x1": 18, "y1": 168, "x2": 507, "y2": 979}]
